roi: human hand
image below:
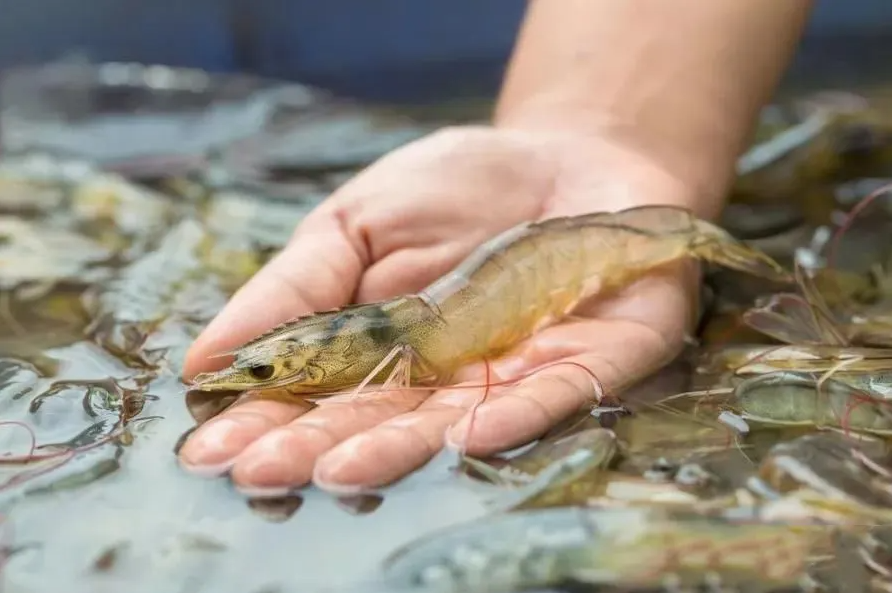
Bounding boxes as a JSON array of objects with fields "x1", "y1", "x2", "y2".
[{"x1": 177, "y1": 125, "x2": 705, "y2": 496}]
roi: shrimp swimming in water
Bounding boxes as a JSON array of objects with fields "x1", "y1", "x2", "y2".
[{"x1": 190, "y1": 205, "x2": 790, "y2": 397}]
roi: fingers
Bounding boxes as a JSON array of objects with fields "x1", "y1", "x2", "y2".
[
  {"x1": 178, "y1": 399, "x2": 309, "y2": 475},
  {"x1": 180, "y1": 274, "x2": 690, "y2": 493},
  {"x1": 229, "y1": 392, "x2": 434, "y2": 494},
  {"x1": 446, "y1": 317, "x2": 679, "y2": 457},
  {"x1": 179, "y1": 379, "x2": 487, "y2": 494},
  {"x1": 444, "y1": 273, "x2": 691, "y2": 457},
  {"x1": 181, "y1": 262, "x2": 693, "y2": 494},
  {"x1": 180, "y1": 387, "x2": 434, "y2": 495},
  {"x1": 309, "y1": 310, "x2": 680, "y2": 490},
  {"x1": 311, "y1": 393, "x2": 483, "y2": 491},
  {"x1": 182, "y1": 213, "x2": 365, "y2": 380},
  {"x1": 312, "y1": 408, "x2": 460, "y2": 492}
]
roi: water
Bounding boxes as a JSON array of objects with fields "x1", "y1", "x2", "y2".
[
  {"x1": 4, "y1": 56, "x2": 892, "y2": 593},
  {"x1": 0, "y1": 95, "x2": 461, "y2": 590}
]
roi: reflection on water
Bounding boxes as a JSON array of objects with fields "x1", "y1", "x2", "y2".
[{"x1": 6, "y1": 56, "x2": 892, "y2": 593}]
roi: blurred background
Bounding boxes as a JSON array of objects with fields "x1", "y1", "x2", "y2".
[{"x1": 1, "y1": 0, "x2": 892, "y2": 103}]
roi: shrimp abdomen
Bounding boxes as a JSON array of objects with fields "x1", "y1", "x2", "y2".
[{"x1": 415, "y1": 205, "x2": 788, "y2": 373}]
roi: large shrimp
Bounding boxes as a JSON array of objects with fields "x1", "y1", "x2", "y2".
[{"x1": 190, "y1": 205, "x2": 790, "y2": 397}]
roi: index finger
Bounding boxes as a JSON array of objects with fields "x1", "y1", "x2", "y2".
[{"x1": 182, "y1": 213, "x2": 365, "y2": 380}]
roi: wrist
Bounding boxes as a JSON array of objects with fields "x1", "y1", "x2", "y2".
[
  {"x1": 495, "y1": 96, "x2": 740, "y2": 220},
  {"x1": 491, "y1": 0, "x2": 812, "y2": 220}
]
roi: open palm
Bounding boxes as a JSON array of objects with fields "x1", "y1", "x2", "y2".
[{"x1": 178, "y1": 126, "x2": 700, "y2": 495}]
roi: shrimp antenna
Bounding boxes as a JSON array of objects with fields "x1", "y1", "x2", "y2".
[{"x1": 828, "y1": 180, "x2": 892, "y2": 268}]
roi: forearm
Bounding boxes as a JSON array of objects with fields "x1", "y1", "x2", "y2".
[{"x1": 495, "y1": 0, "x2": 813, "y2": 214}]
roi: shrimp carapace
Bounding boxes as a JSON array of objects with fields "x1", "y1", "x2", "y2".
[{"x1": 191, "y1": 205, "x2": 790, "y2": 396}]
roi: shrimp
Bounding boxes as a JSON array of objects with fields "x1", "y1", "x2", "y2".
[
  {"x1": 700, "y1": 344, "x2": 892, "y2": 377},
  {"x1": 190, "y1": 205, "x2": 790, "y2": 397},
  {"x1": 379, "y1": 507, "x2": 828, "y2": 593},
  {"x1": 463, "y1": 428, "x2": 618, "y2": 512},
  {"x1": 734, "y1": 107, "x2": 892, "y2": 212},
  {"x1": 728, "y1": 371, "x2": 892, "y2": 436},
  {"x1": 751, "y1": 432, "x2": 892, "y2": 526}
]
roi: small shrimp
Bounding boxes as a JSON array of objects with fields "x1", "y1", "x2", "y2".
[
  {"x1": 734, "y1": 108, "x2": 892, "y2": 211},
  {"x1": 743, "y1": 262, "x2": 851, "y2": 348},
  {"x1": 379, "y1": 506, "x2": 827, "y2": 593},
  {"x1": 734, "y1": 110, "x2": 835, "y2": 197},
  {"x1": 730, "y1": 371, "x2": 892, "y2": 436},
  {"x1": 191, "y1": 205, "x2": 790, "y2": 397},
  {"x1": 750, "y1": 432, "x2": 892, "y2": 526},
  {"x1": 700, "y1": 344, "x2": 892, "y2": 377},
  {"x1": 463, "y1": 428, "x2": 618, "y2": 511},
  {"x1": 743, "y1": 260, "x2": 892, "y2": 351}
]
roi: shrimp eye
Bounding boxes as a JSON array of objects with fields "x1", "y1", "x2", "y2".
[{"x1": 248, "y1": 365, "x2": 276, "y2": 381}]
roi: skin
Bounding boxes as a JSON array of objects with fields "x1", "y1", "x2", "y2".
[{"x1": 178, "y1": 0, "x2": 813, "y2": 495}]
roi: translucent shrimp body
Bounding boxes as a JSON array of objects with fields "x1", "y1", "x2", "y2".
[
  {"x1": 380, "y1": 507, "x2": 823, "y2": 593},
  {"x1": 191, "y1": 205, "x2": 789, "y2": 396}
]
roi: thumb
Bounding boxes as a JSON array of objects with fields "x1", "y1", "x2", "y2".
[{"x1": 182, "y1": 212, "x2": 365, "y2": 380}]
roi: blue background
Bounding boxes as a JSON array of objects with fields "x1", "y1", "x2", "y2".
[{"x1": 1, "y1": 0, "x2": 891, "y2": 102}]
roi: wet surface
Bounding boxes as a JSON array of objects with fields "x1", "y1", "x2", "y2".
[
  {"x1": 0, "y1": 230, "x2": 478, "y2": 592},
  {"x1": 5, "y1": 61, "x2": 892, "y2": 593},
  {"x1": 0, "y1": 64, "x2": 469, "y2": 593}
]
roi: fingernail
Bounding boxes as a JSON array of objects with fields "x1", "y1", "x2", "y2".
[
  {"x1": 178, "y1": 457, "x2": 235, "y2": 478},
  {"x1": 311, "y1": 435, "x2": 374, "y2": 495},
  {"x1": 234, "y1": 483, "x2": 295, "y2": 498},
  {"x1": 312, "y1": 474, "x2": 373, "y2": 496},
  {"x1": 178, "y1": 418, "x2": 241, "y2": 469},
  {"x1": 227, "y1": 430, "x2": 311, "y2": 492}
]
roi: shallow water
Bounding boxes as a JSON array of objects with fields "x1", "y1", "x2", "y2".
[
  {"x1": 0, "y1": 81, "x2": 474, "y2": 591},
  {"x1": 0, "y1": 144, "x2": 498, "y2": 593},
  {"x1": 5, "y1": 63, "x2": 892, "y2": 593}
]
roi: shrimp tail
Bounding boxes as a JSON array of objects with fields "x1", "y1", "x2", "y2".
[{"x1": 689, "y1": 219, "x2": 793, "y2": 283}]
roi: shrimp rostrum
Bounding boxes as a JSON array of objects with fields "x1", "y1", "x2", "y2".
[{"x1": 191, "y1": 205, "x2": 790, "y2": 397}]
